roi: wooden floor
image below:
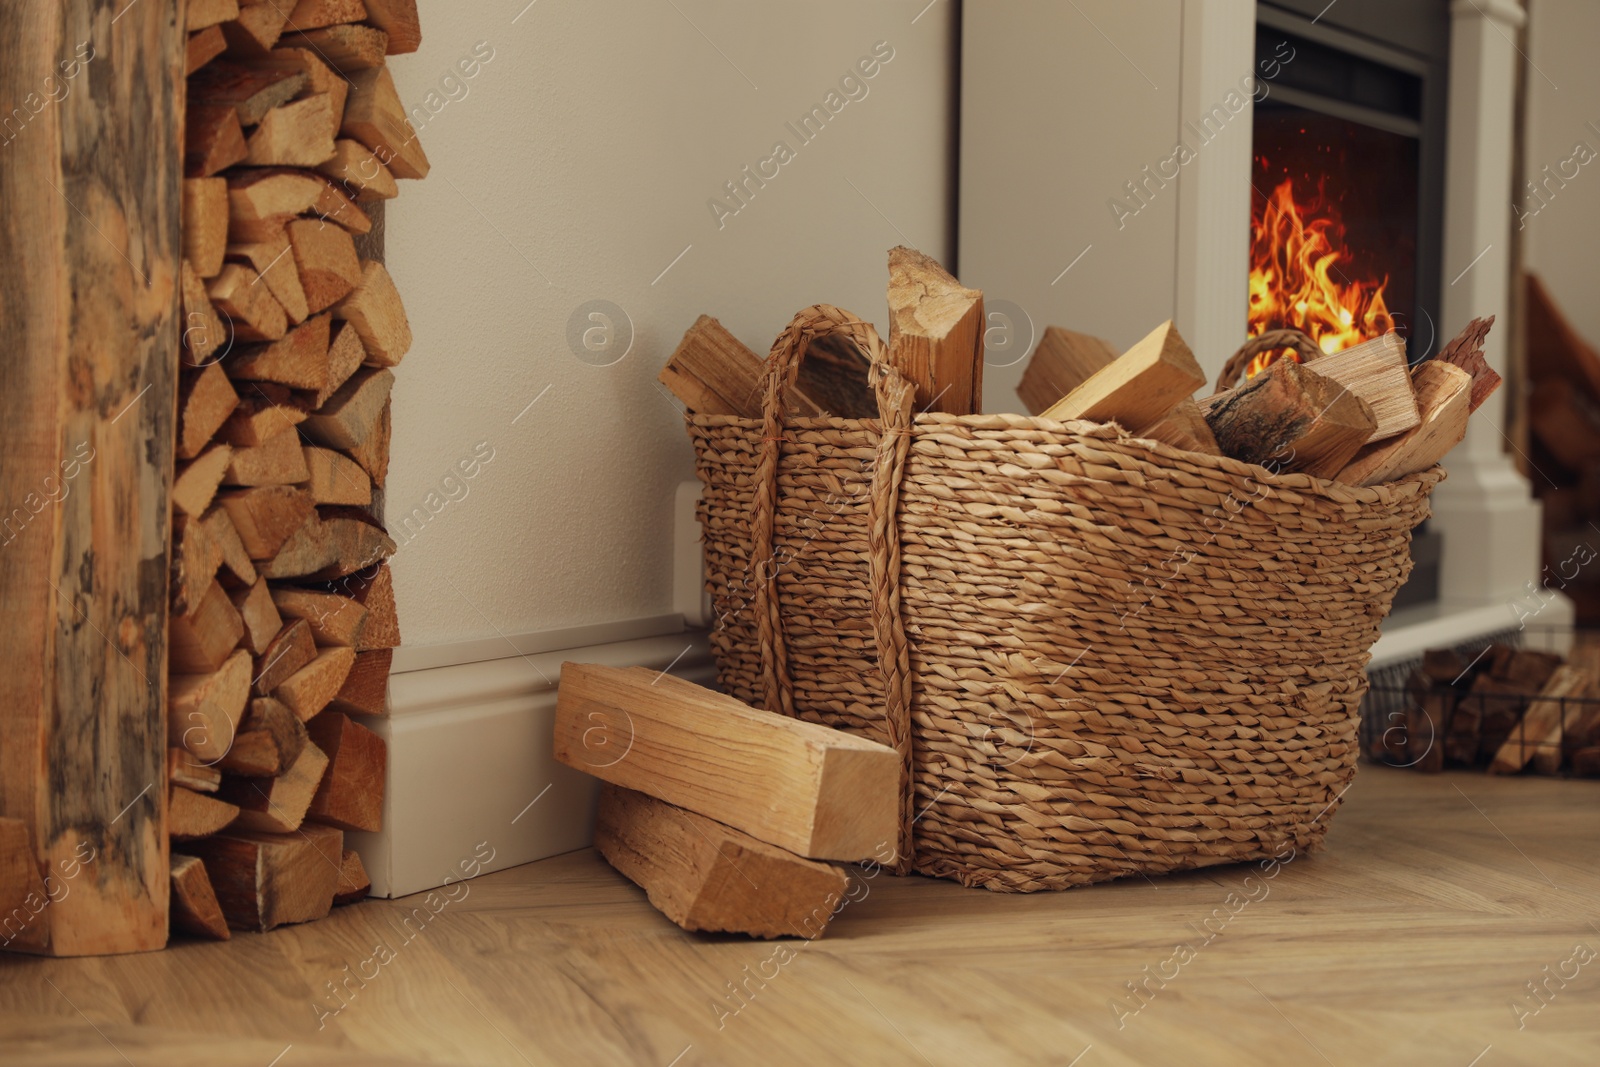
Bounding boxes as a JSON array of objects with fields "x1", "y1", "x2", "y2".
[{"x1": 2, "y1": 768, "x2": 1597, "y2": 1066}]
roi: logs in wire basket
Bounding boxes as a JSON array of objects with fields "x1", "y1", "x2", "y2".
[{"x1": 687, "y1": 305, "x2": 1443, "y2": 892}]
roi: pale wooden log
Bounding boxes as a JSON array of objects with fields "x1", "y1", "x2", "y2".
[
  {"x1": 287, "y1": 0, "x2": 369, "y2": 31},
  {"x1": 335, "y1": 260, "x2": 411, "y2": 366},
  {"x1": 278, "y1": 25, "x2": 389, "y2": 73},
  {"x1": 275, "y1": 647, "x2": 358, "y2": 721},
  {"x1": 220, "y1": 742, "x2": 330, "y2": 833},
  {"x1": 304, "y1": 446, "x2": 373, "y2": 506},
  {"x1": 230, "y1": 579, "x2": 284, "y2": 657},
  {"x1": 177, "y1": 362, "x2": 239, "y2": 459},
  {"x1": 1489, "y1": 666, "x2": 1595, "y2": 774},
  {"x1": 333, "y1": 848, "x2": 371, "y2": 905},
  {"x1": 306, "y1": 712, "x2": 385, "y2": 831},
  {"x1": 227, "y1": 169, "x2": 323, "y2": 242},
  {"x1": 362, "y1": 0, "x2": 421, "y2": 53},
  {"x1": 168, "y1": 748, "x2": 223, "y2": 794},
  {"x1": 342, "y1": 562, "x2": 399, "y2": 650},
  {"x1": 255, "y1": 618, "x2": 318, "y2": 697},
  {"x1": 244, "y1": 95, "x2": 338, "y2": 168},
  {"x1": 595, "y1": 784, "x2": 850, "y2": 939},
  {"x1": 341, "y1": 64, "x2": 429, "y2": 179},
  {"x1": 217, "y1": 387, "x2": 308, "y2": 448},
  {"x1": 170, "y1": 855, "x2": 231, "y2": 940},
  {"x1": 170, "y1": 650, "x2": 253, "y2": 763},
  {"x1": 1305, "y1": 331, "x2": 1420, "y2": 442},
  {"x1": 315, "y1": 138, "x2": 399, "y2": 202},
  {"x1": 301, "y1": 366, "x2": 394, "y2": 450},
  {"x1": 256, "y1": 47, "x2": 349, "y2": 120},
  {"x1": 220, "y1": 698, "x2": 309, "y2": 777},
  {"x1": 263, "y1": 512, "x2": 396, "y2": 581},
  {"x1": 1016, "y1": 328, "x2": 1116, "y2": 416},
  {"x1": 190, "y1": 63, "x2": 306, "y2": 126},
  {"x1": 229, "y1": 313, "x2": 330, "y2": 391},
  {"x1": 208, "y1": 263, "x2": 288, "y2": 343},
  {"x1": 287, "y1": 218, "x2": 362, "y2": 313},
  {"x1": 311, "y1": 176, "x2": 373, "y2": 235},
  {"x1": 1437, "y1": 315, "x2": 1501, "y2": 413},
  {"x1": 553, "y1": 664, "x2": 899, "y2": 861},
  {"x1": 271, "y1": 587, "x2": 369, "y2": 647},
  {"x1": 313, "y1": 320, "x2": 368, "y2": 408},
  {"x1": 174, "y1": 445, "x2": 235, "y2": 518},
  {"x1": 1336, "y1": 362, "x2": 1472, "y2": 486},
  {"x1": 181, "y1": 259, "x2": 231, "y2": 366},
  {"x1": 348, "y1": 398, "x2": 392, "y2": 487},
  {"x1": 182, "y1": 178, "x2": 229, "y2": 279},
  {"x1": 222, "y1": 0, "x2": 291, "y2": 56},
  {"x1": 187, "y1": 25, "x2": 228, "y2": 75},
  {"x1": 170, "y1": 581, "x2": 247, "y2": 674},
  {"x1": 186, "y1": 103, "x2": 248, "y2": 177},
  {"x1": 170, "y1": 787, "x2": 240, "y2": 840},
  {"x1": 206, "y1": 507, "x2": 259, "y2": 587},
  {"x1": 187, "y1": 823, "x2": 343, "y2": 931},
  {"x1": 331, "y1": 648, "x2": 391, "y2": 716},
  {"x1": 658, "y1": 315, "x2": 820, "y2": 418},
  {"x1": 1041, "y1": 321, "x2": 1208, "y2": 434},
  {"x1": 219, "y1": 486, "x2": 316, "y2": 560},
  {"x1": 886, "y1": 245, "x2": 983, "y2": 415},
  {"x1": 227, "y1": 234, "x2": 310, "y2": 325},
  {"x1": 188, "y1": 0, "x2": 240, "y2": 31},
  {"x1": 1206, "y1": 359, "x2": 1377, "y2": 477},
  {"x1": 224, "y1": 426, "x2": 311, "y2": 487},
  {"x1": 171, "y1": 513, "x2": 224, "y2": 617}
]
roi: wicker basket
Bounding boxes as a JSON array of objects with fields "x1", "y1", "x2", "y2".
[{"x1": 688, "y1": 305, "x2": 1443, "y2": 892}]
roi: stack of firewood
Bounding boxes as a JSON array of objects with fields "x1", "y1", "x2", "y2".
[
  {"x1": 168, "y1": 0, "x2": 423, "y2": 938},
  {"x1": 1373, "y1": 643, "x2": 1600, "y2": 776}
]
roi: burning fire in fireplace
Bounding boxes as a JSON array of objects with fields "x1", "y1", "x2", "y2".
[{"x1": 1246, "y1": 178, "x2": 1395, "y2": 377}]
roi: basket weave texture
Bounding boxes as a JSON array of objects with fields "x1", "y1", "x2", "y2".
[{"x1": 689, "y1": 306, "x2": 1444, "y2": 892}]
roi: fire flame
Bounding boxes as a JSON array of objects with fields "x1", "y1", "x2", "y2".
[{"x1": 1246, "y1": 178, "x2": 1394, "y2": 378}]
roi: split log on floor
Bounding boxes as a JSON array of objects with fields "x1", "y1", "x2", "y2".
[
  {"x1": 596, "y1": 784, "x2": 851, "y2": 939},
  {"x1": 1527, "y1": 272, "x2": 1600, "y2": 402},
  {"x1": 1528, "y1": 379, "x2": 1600, "y2": 471},
  {"x1": 186, "y1": 103, "x2": 248, "y2": 177},
  {"x1": 278, "y1": 25, "x2": 389, "y2": 73},
  {"x1": 221, "y1": 697, "x2": 309, "y2": 777},
  {"x1": 286, "y1": 0, "x2": 369, "y2": 31},
  {"x1": 310, "y1": 176, "x2": 373, "y2": 235},
  {"x1": 363, "y1": 0, "x2": 422, "y2": 53},
  {"x1": 886, "y1": 246, "x2": 983, "y2": 415},
  {"x1": 342, "y1": 64, "x2": 430, "y2": 179},
  {"x1": 316, "y1": 139, "x2": 400, "y2": 202},
  {"x1": 187, "y1": 823, "x2": 344, "y2": 931},
  {"x1": 181, "y1": 259, "x2": 230, "y2": 365},
  {"x1": 217, "y1": 386, "x2": 308, "y2": 448},
  {"x1": 230, "y1": 579, "x2": 284, "y2": 656},
  {"x1": 168, "y1": 747, "x2": 222, "y2": 794},
  {"x1": 304, "y1": 446, "x2": 373, "y2": 505},
  {"x1": 313, "y1": 320, "x2": 369, "y2": 408},
  {"x1": 170, "y1": 650, "x2": 252, "y2": 763},
  {"x1": 224, "y1": 426, "x2": 311, "y2": 487},
  {"x1": 172, "y1": 512, "x2": 225, "y2": 617},
  {"x1": 177, "y1": 362, "x2": 240, "y2": 459},
  {"x1": 276, "y1": 647, "x2": 358, "y2": 721},
  {"x1": 182, "y1": 177, "x2": 229, "y2": 279},
  {"x1": 219, "y1": 486, "x2": 316, "y2": 560},
  {"x1": 1436, "y1": 316, "x2": 1501, "y2": 413},
  {"x1": 244, "y1": 94, "x2": 339, "y2": 167},
  {"x1": 1042, "y1": 321, "x2": 1210, "y2": 443},
  {"x1": 208, "y1": 263, "x2": 288, "y2": 342},
  {"x1": 227, "y1": 235, "x2": 310, "y2": 325},
  {"x1": 335, "y1": 260, "x2": 411, "y2": 366},
  {"x1": 331, "y1": 649, "x2": 392, "y2": 716},
  {"x1": 174, "y1": 444, "x2": 234, "y2": 519},
  {"x1": 262, "y1": 511, "x2": 397, "y2": 581},
  {"x1": 219, "y1": 741, "x2": 330, "y2": 833},
  {"x1": 170, "y1": 580, "x2": 246, "y2": 674},
  {"x1": 190, "y1": 62, "x2": 306, "y2": 126},
  {"x1": 170, "y1": 786, "x2": 240, "y2": 840},
  {"x1": 271, "y1": 588, "x2": 369, "y2": 647},
  {"x1": 254, "y1": 618, "x2": 318, "y2": 697},
  {"x1": 288, "y1": 219, "x2": 363, "y2": 314},
  {"x1": 229, "y1": 313, "x2": 330, "y2": 391},
  {"x1": 187, "y1": 24, "x2": 228, "y2": 74},
  {"x1": 1205, "y1": 358, "x2": 1377, "y2": 477},
  {"x1": 554, "y1": 664, "x2": 899, "y2": 861},
  {"x1": 189, "y1": 0, "x2": 240, "y2": 32},
  {"x1": 301, "y1": 366, "x2": 394, "y2": 450},
  {"x1": 169, "y1": 854, "x2": 231, "y2": 940},
  {"x1": 221, "y1": 0, "x2": 291, "y2": 55},
  {"x1": 1489, "y1": 665, "x2": 1595, "y2": 774},
  {"x1": 333, "y1": 848, "x2": 371, "y2": 905},
  {"x1": 1300, "y1": 332, "x2": 1419, "y2": 442},
  {"x1": 1336, "y1": 361, "x2": 1472, "y2": 486},
  {"x1": 306, "y1": 712, "x2": 386, "y2": 831}
]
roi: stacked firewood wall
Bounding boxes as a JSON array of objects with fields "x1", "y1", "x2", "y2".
[{"x1": 168, "y1": 0, "x2": 423, "y2": 939}]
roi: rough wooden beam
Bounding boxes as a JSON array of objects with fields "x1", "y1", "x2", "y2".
[{"x1": 186, "y1": 824, "x2": 343, "y2": 931}]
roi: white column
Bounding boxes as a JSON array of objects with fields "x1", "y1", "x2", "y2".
[{"x1": 1431, "y1": 0, "x2": 1545, "y2": 607}]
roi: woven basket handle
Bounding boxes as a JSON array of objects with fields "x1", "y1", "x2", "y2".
[
  {"x1": 1213, "y1": 328, "x2": 1321, "y2": 394},
  {"x1": 753, "y1": 304, "x2": 918, "y2": 871}
]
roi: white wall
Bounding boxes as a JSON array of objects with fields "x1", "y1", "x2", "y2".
[
  {"x1": 385, "y1": 1, "x2": 957, "y2": 648},
  {"x1": 1522, "y1": 0, "x2": 1600, "y2": 346}
]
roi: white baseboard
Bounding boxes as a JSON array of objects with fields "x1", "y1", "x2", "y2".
[{"x1": 356, "y1": 629, "x2": 714, "y2": 898}]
